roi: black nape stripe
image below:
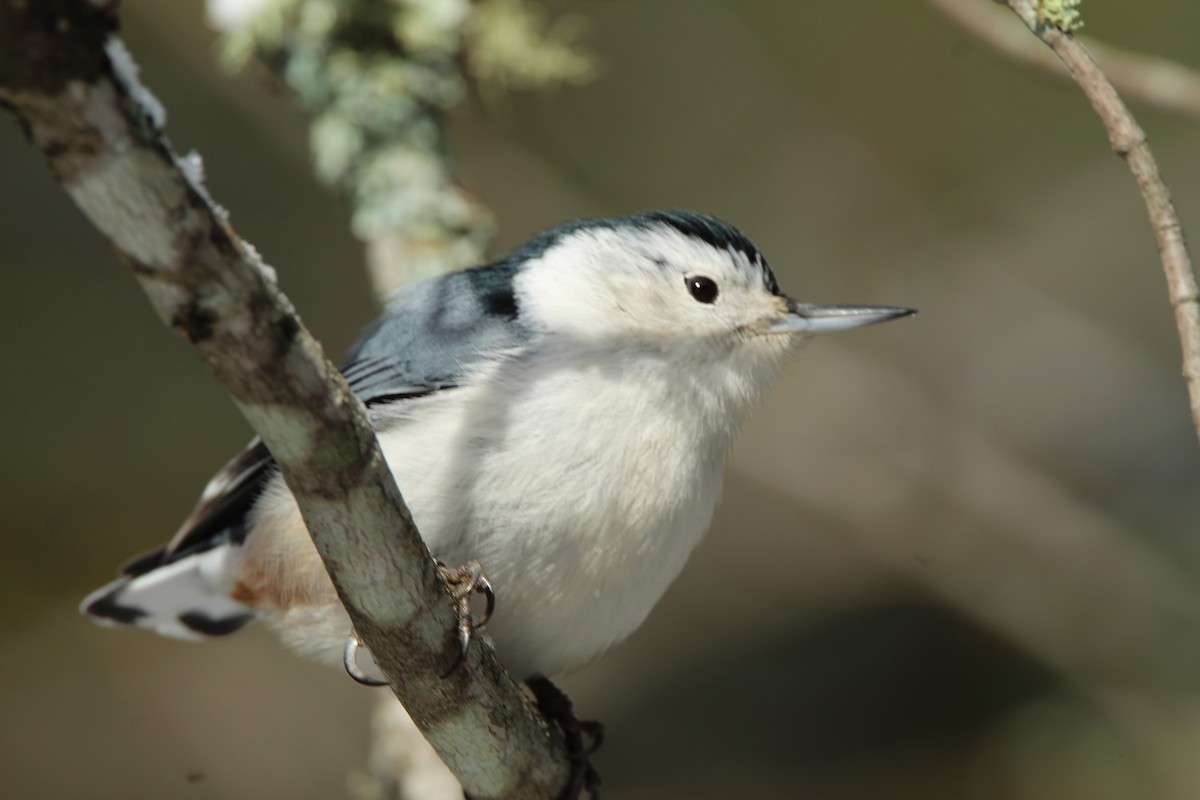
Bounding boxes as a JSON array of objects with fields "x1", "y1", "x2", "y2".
[
  {"x1": 178, "y1": 611, "x2": 257, "y2": 637},
  {"x1": 633, "y1": 210, "x2": 762, "y2": 265},
  {"x1": 481, "y1": 209, "x2": 783, "y2": 298}
]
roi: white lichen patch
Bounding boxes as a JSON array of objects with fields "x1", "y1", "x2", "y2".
[
  {"x1": 176, "y1": 149, "x2": 206, "y2": 188},
  {"x1": 206, "y1": 0, "x2": 274, "y2": 31},
  {"x1": 175, "y1": 149, "x2": 232, "y2": 223},
  {"x1": 1037, "y1": 0, "x2": 1084, "y2": 32},
  {"x1": 310, "y1": 111, "x2": 366, "y2": 186},
  {"x1": 393, "y1": 0, "x2": 472, "y2": 57},
  {"x1": 241, "y1": 239, "x2": 278, "y2": 284},
  {"x1": 468, "y1": 0, "x2": 593, "y2": 90},
  {"x1": 104, "y1": 37, "x2": 166, "y2": 128},
  {"x1": 207, "y1": 0, "x2": 591, "y2": 288}
]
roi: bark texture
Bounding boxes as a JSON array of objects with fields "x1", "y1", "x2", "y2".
[{"x1": 0, "y1": 2, "x2": 569, "y2": 796}]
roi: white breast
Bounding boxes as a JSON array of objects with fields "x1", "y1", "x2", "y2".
[
  {"x1": 245, "y1": 341, "x2": 756, "y2": 678},
  {"x1": 386, "y1": 343, "x2": 738, "y2": 677}
]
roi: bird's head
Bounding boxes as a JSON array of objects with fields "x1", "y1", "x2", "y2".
[{"x1": 512, "y1": 210, "x2": 914, "y2": 361}]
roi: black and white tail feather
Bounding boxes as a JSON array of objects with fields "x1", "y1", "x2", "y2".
[
  {"x1": 80, "y1": 438, "x2": 272, "y2": 639},
  {"x1": 79, "y1": 212, "x2": 534, "y2": 640}
]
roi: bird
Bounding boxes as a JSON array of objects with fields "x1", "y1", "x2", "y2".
[{"x1": 82, "y1": 209, "x2": 914, "y2": 685}]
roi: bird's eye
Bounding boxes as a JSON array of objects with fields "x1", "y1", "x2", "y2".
[{"x1": 686, "y1": 276, "x2": 719, "y2": 304}]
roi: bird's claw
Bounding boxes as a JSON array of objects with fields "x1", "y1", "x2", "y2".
[
  {"x1": 343, "y1": 632, "x2": 388, "y2": 687},
  {"x1": 438, "y1": 559, "x2": 495, "y2": 676},
  {"x1": 527, "y1": 675, "x2": 604, "y2": 799}
]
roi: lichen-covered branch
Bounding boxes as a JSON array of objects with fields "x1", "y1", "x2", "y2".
[
  {"x1": 210, "y1": 0, "x2": 592, "y2": 296},
  {"x1": 990, "y1": 0, "x2": 1200, "y2": 445},
  {"x1": 927, "y1": 0, "x2": 1200, "y2": 120},
  {"x1": 0, "y1": 2, "x2": 569, "y2": 797}
]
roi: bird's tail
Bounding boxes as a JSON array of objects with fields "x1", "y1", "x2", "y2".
[{"x1": 81, "y1": 542, "x2": 256, "y2": 640}]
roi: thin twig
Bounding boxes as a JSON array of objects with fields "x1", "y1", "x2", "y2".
[
  {"x1": 984, "y1": 0, "x2": 1200, "y2": 444},
  {"x1": 0, "y1": 2, "x2": 569, "y2": 796},
  {"x1": 927, "y1": 0, "x2": 1200, "y2": 120}
]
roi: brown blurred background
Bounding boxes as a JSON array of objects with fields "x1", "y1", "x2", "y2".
[{"x1": 4, "y1": 1, "x2": 1200, "y2": 798}]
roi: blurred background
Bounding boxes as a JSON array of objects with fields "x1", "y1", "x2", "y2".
[{"x1": 4, "y1": 1, "x2": 1200, "y2": 798}]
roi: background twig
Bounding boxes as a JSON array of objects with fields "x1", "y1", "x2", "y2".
[{"x1": 985, "y1": 0, "x2": 1200, "y2": 444}]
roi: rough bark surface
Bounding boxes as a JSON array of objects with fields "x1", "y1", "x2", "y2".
[{"x1": 0, "y1": 3, "x2": 569, "y2": 797}]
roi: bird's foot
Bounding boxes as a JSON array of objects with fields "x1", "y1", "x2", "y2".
[
  {"x1": 526, "y1": 675, "x2": 603, "y2": 799},
  {"x1": 438, "y1": 559, "x2": 495, "y2": 676}
]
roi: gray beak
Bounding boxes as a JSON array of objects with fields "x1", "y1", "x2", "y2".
[{"x1": 770, "y1": 301, "x2": 916, "y2": 334}]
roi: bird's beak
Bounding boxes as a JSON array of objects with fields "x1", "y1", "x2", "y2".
[{"x1": 769, "y1": 300, "x2": 916, "y2": 334}]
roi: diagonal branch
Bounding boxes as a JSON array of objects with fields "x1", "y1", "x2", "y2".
[
  {"x1": 990, "y1": 0, "x2": 1200, "y2": 445},
  {"x1": 0, "y1": 2, "x2": 569, "y2": 797}
]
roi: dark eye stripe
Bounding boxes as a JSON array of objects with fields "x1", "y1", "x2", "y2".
[{"x1": 686, "y1": 276, "x2": 719, "y2": 304}]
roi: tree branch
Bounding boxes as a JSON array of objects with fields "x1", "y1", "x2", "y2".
[
  {"x1": 0, "y1": 2, "x2": 568, "y2": 796},
  {"x1": 981, "y1": 0, "x2": 1200, "y2": 445},
  {"x1": 204, "y1": 2, "x2": 595, "y2": 794},
  {"x1": 927, "y1": 0, "x2": 1200, "y2": 120}
]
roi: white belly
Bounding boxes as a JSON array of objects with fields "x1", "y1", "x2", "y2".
[{"x1": 245, "y1": 352, "x2": 732, "y2": 678}]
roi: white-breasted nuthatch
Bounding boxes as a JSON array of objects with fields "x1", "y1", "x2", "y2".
[{"x1": 82, "y1": 210, "x2": 914, "y2": 683}]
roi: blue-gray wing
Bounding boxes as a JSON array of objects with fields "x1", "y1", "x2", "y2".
[
  {"x1": 341, "y1": 259, "x2": 528, "y2": 405},
  {"x1": 155, "y1": 260, "x2": 528, "y2": 563}
]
